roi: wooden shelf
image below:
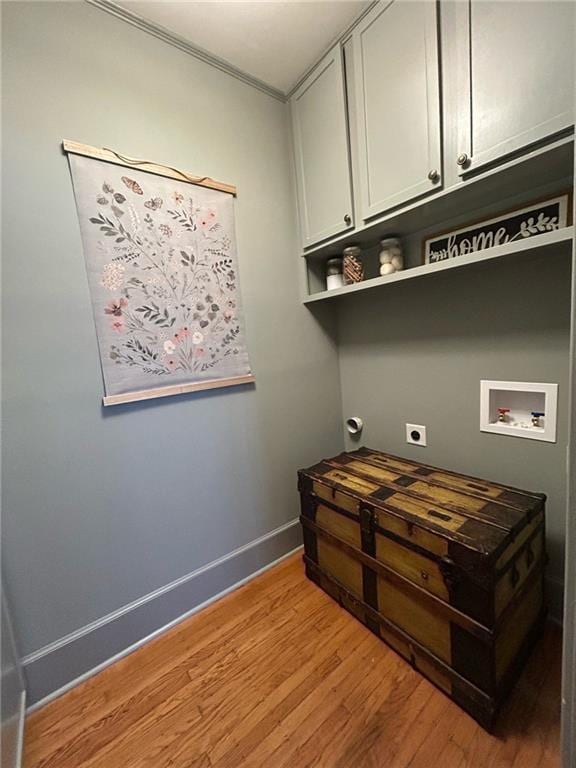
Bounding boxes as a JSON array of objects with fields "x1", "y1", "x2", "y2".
[{"x1": 303, "y1": 227, "x2": 574, "y2": 304}]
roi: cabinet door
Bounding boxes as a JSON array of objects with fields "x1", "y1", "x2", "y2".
[
  {"x1": 455, "y1": 1, "x2": 575, "y2": 176},
  {"x1": 291, "y1": 45, "x2": 354, "y2": 248},
  {"x1": 353, "y1": 0, "x2": 441, "y2": 221}
]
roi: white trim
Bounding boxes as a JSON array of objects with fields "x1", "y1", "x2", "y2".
[
  {"x1": 15, "y1": 691, "x2": 26, "y2": 768},
  {"x1": 560, "y1": 153, "x2": 576, "y2": 768},
  {"x1": 88, "y1": 0, "x2": 379, "y2": 104},
  {"x1": 85, "y1": 0, "x2": 286, "y2": 102},
  {"x1": 23, "y1": 518, "x2": 299, "y2": 666},
  {"x1": 286, "y1": 0, "x2": 380, "y2": 99},
  {"x1": 26, "y1": 540, "x2": 303, "y2": 714},
  {"x1": 545, "y1": 573, "x2": 566, "y2": 626}
]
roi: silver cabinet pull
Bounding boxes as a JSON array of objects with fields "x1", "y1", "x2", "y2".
[
  {"x1": 344, "y1": 214, "x2": 352, "y2": 226},
  {"x1": 457, "y1": 153, "x2": 469, "y2": 167},
  {"x1": 428, "y1": 169, "x2": 440, "y2": 182}
]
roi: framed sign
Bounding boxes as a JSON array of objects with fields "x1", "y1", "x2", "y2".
[{"x1": 423, "y1": 193, "x2": 571, "y2": 265}]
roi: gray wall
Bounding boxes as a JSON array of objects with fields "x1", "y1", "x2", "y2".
[
  {"x1": 338, "y1": 252, "x2": 571, "y2": 617},
  {"x1": 2, "y1": 0, "x2": 571, "y2": 712},
  {"x1": 1, "y1": 2, "x2": 342, "y2": 704}
]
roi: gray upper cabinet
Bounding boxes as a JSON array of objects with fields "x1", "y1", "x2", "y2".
[
  {"x1": 353, "y1": 0, "x2": 442, "y2": 221},
  {"x1": 454, "y1": 1, "x2": 575, "y2": 176},
  {"x1": 291, "y1": 44, "x2": 354, "y2": 248}
]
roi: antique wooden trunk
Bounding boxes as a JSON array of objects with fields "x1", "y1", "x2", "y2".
[{"x1": 298, "y1": 447, "x2": 546, "y2": 730}]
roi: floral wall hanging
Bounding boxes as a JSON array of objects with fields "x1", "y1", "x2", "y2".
[{"x1": 65, "y1": 142, "x2": 254, "y2": 405}]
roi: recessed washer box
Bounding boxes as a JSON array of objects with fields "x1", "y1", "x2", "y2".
[{"x1": 480, "y1": 380, "x2": 558, "y2": 443}]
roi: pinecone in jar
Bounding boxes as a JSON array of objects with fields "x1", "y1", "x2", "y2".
[{"x1": 343, "y1": 246, "x2": 364, "y2": 284}]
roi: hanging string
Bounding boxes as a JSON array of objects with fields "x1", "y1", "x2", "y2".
[{"x1": 102, "y1": 147, "x2": 213, "y2": 186}]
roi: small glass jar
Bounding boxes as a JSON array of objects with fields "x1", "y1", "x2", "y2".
[
  {"x1": 379, "y1": 237, "x2": 404, "y2": 276},
  {"x1": 343, "y1": 245, "x2": 364, "y2": 284},
  {"x1": 326, "y1": 257, "x2": 344, "y2": 290}
]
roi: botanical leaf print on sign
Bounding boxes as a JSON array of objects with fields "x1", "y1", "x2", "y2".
[{"x1": 68, "y1": 154, "x2": 252, "y2": 399}]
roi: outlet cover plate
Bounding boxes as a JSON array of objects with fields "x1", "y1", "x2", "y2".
[{"x1": 406, "y1": 424, "x2": 427, "y2": 446}]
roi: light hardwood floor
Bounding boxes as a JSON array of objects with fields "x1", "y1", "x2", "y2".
[{"x1": 24, "y1": 553, "x2": 561, "y2": 768}]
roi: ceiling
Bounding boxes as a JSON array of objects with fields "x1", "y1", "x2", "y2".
[{"x1": 118, "y1": 1, "x2": 370, "y2": 94}]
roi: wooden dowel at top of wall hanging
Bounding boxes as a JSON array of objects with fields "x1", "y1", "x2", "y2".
[{"x1": 62, "y1": 140, "x2": 237, "y2": 196}]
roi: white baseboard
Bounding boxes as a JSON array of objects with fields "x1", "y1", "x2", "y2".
[
  {"x1": 22, "y1": 524, "x2": 564, "y2": 711},
  {"x1": 16, "y1": 690, "x2": 26, "y2": 768},
  {"x1": 24, "y1": 519, "x2": 302, "y2": 710}
]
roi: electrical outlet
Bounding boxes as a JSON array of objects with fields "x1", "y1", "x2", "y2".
[{"x1": 406, "y1": 424, "x2": 427, "y2": 446}]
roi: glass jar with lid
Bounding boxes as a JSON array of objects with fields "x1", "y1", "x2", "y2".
[
  {"x1": 343, "y1": 245, "x2": 364, "y2": 284},
  {"x1": 325, "y1": 257, "x2": 344, "y2": 290},
  {"x1": 379, "y1": 237, "x2": 404, "y2": 276}
]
